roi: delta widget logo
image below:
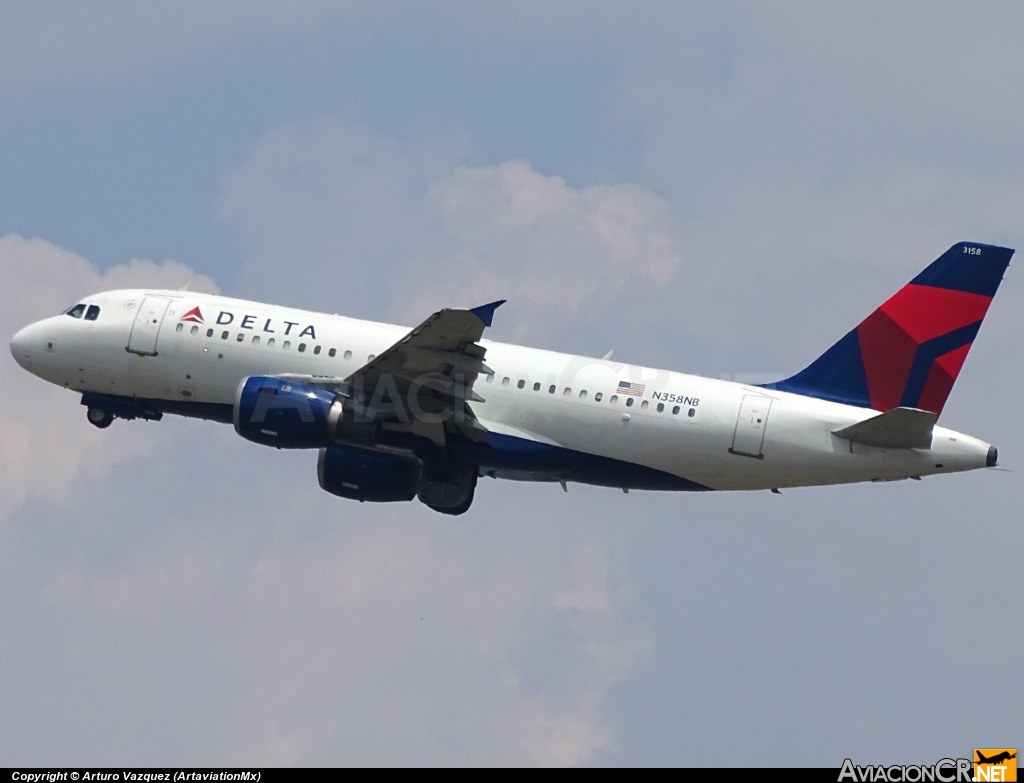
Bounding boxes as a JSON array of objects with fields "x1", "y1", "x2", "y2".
[{"x1": 180, "y1": 306, "x2": 205, "y2": 324}]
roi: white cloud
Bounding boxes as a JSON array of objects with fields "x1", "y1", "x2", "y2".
[
  {"x1": 0, "y1": 234, "x2": 217, "y2": 530},
  {"x1": 418, "y1": 161, "x2": 680, "y2": 321},
  {"x1": 23, "y1": 459, "x2": 650, "y2": 765},
  {"x1": 221, "y1": 120, "x2": 683, "y2": 342},
  {"x1": 7, "y1": 3, "x2": 1024, "y2": 765},
  {"x1": 0, "y1": 234, "x2": 648, "y2": 766},
  {"x1": 211, "y1": 510, "x2": 647, "y2": 766}
]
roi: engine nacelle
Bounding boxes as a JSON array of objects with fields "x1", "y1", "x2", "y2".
[
  {"x1": 317, "y1": 444, "x2": 422, "y2": 503},
  {"x1": 234, "y1": 376, "x2": 340, "y2": 448}
]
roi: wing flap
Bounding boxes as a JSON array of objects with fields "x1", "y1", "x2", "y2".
[
  {"x1": 832, "y1": 407, "x2": 936, "y2": 450},
  {"x1": 423, "y1": 348, "x2": 494, "y2": 376},
  {"x1": 340, "y1": 302, "x2": 504, "y2": 444}
]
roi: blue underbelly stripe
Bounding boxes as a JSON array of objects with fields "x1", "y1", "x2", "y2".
[
  {"x1": 450, "y1": 432, "x2": 710, "y2": 491},
  {"x1": 83, "y1": 393, "x2": 710, "y2": 491}
]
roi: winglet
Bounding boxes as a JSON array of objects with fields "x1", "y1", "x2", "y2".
[{"x1": 469, "y1": 300, "x2": 506, "y2": 327}]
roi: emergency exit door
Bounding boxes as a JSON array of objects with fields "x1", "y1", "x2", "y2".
[
  {"x1": 126, "y1": 296, "x2": 172, "y2": 356},
  {"x1": 730, "y1": 394, "x2": 773, "y2": 458}
]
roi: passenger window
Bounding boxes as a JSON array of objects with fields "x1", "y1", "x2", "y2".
[
  {"x1": 595, "y1": 392, "x2": 603, "y2": 402},
  {"x1": 579, "y1": 390, "x2": 587, "y2": 399},
  {"x1": 657, "y1": 402, "x2": 664, "y2": 413},
  {"x1": 221, "y1": 331, "x2": 229, "y2": 340},
  {"x1": 236, "y1": 333, "x2": 244, "y2": 342},
  {"x1": 191, "y1": 325, "x2": 198, "y2": 335},
  {"x1": 641, "y1": 400, "x2": 649, "y2": 410},
  {"x1": 610, "y1": 395, "x2": 618, "y2": 404},
  {"x1": 314, "y1": 345, "x2": 321, "y2": 355},
  {"x1": 344, "y1": 350, "x2": 352, "y2": 360},
  {"x1": 502, "y1": 377, "x2": 510, "y2": 386},
  {"x1": 688, "y1": 408, "x2": 696, "y2": 418},
  {"x1": 175, "y1": 323, "x2": 183, "y2": 332},
  {"x1": 368, "y1": 354, "x2": 375, "y2": 362},
  {"x1": 673, "y1": 405, "x2": 680, "y2": 415},
  {"x1": 298, "y1": 343, "x2": 306, "y2": 352},
  {"x1": 283, "y1": 341, "x2": 291, "y2": 350},
  {"x1": 268, "y1": 338, "x2": 275, "y2": 347},
  {"x1": 252, "y1": 336, "x2": 260, "y2": 345},
  {"x1": 517, "y1": 379, "x2": 525, "y2": 389},
  {"x1": 486, "y1": 374, "x2": 494, "y2": 383},
  {"x1": 206, "y1": 328, "x2": 214, "y2": 338},
  {"x1": 533, "y1": 382, "x2": 540, "y2": 391},
  {"x1": 625, "y1": 398, "x2": 634, "y2": 407},
  {"x1": 66, "y1": 304, "x2": 86, "y2": 319},
  {"x1": 329, "y1": 348, "x2": 336, "y2": 358},
  {"x1": 563, "y1": 388, "x2": 571, "y2": 397},
  {"x1": 548, "y1": 385, "x2": 556, "y2": 394},
  {"x1": 84, "y1": 305, "x2": 100, "y2": 321}
]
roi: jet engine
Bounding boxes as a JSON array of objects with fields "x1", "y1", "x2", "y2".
[
  {"x1": 237, "y1": 376, "x2": 480, "y2": 513},
  {"x1": 233, "y1": 376, "x2": 339, "y2": 448},
  {"x1": 317, "y1": 443, "x2": 421, "y2": 503}
]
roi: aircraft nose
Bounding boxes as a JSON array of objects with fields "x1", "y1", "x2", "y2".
[{"x1": 10, "y1": 324, "x2": 36, "y2": 370}]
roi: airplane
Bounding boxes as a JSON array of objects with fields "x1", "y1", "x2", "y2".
[
  {"x1": 8, "y1": 241, "x2": 1012, "y2": 515},
  {"x1": 976, "y1": 752, "x2": 1016, "y2": 766}
]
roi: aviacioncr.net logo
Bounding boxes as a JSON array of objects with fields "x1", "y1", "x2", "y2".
[
  {"x1": 973, "y1": 749, "x2": 1017, "y2": 782},
  {"x1": 839, "y1": 758, "x2": 973, "y2": 783}
]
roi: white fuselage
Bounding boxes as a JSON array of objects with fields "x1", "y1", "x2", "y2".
[{"x1": 10, "y1": 289, "x2": 994, "y2": 492}]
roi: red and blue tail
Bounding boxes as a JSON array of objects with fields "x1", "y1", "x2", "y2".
[{"x1": 764, "y1": 242, "x2": 1013, "y2": 417}]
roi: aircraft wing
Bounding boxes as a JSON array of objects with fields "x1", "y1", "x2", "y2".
[
  {"x1": 832, "y1": 407, "x2": 936, "y2": 450},
  {"x1": 339, "y1": 301, "x2": 505, "y2": 445}
]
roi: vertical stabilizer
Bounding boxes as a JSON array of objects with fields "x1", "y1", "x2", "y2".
[{"x1": 764, "y1": 242, "x2": 1013, "y2": 417}]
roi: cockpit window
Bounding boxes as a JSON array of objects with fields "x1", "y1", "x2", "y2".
[
  {"x1": 65, "y1": 304, "x2": 86, "y2": 318},
  {"x1": 84, "y1": 305, "x2": 100, "y2": 321}
]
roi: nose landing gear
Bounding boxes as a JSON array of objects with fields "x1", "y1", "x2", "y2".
[{"x1": 87, "y1": 408, "x2": 114, "y2": 429}]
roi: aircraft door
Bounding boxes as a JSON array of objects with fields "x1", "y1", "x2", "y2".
[
  {"x1": 730, "y1": 394, "x2": 773, "y2": 458},
  {"x1": 126, "y1": 296, "x2": 172, "y2": 356}
]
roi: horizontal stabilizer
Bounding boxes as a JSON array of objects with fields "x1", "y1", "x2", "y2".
[{"x1": 832, "y1": 407, "x2": 936, "y2": 450}]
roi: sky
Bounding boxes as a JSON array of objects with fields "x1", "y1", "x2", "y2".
[{"x1": 0, "y1": 1, "x2": 1021, "y2": 767}]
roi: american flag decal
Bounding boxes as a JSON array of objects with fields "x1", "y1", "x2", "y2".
[{"x1": 617, "y1": 381, "x2": 646, "y2": 397}]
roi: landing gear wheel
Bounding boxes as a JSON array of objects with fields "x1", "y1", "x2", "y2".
[
  {"x1": 87, "y1": 408, "x2": 114, "y2": 429},
  {"x1": 417, "y1": 457, "x2": 478, "y2": 516},
  {"x1": 426, "y1": 480, "x2": 476, "y2": 516}
]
